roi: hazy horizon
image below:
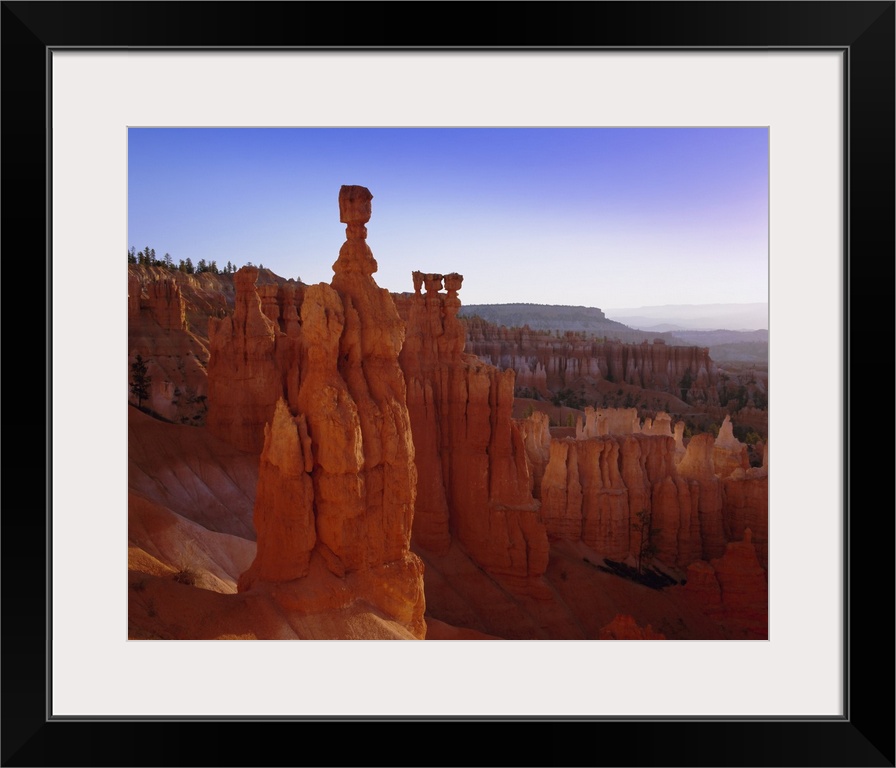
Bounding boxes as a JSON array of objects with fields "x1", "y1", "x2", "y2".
[{"x1": 128, "y1": 127, "x2": 768, "y2": 307}]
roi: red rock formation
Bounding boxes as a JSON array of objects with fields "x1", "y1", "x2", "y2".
[
  {"x1": 535, "y1": 431, "x2": 701, "y2": 565},
  {"x1": 397, "y1": 272, "x2": 549, "y2": 577},
  {"x1": 209, "y1": 186, "x2": 424, "y2": 636},
  {"x1": 598, "y1": 613, "x2": 667, "y2": 640},
  {"x1": 642, "y1": 411, "x2": 674, "y2": 437},
  {"x1": 128, "y1": 271, "x2": 186, "y2": 331},
  {"x1": 237, "y1": 399, "x2": 315, "y2": 587},
  {"x1": 713, "y1": 415, "x2": 751, "y2": 477},
  {"x1": 722, "y1": 464, "x2": 769, "y2": 568},
  {"x1": 128, "y1": 272, "x2": 142, "y2": 317},
  {"x1": 683, "y1": 529, "x2": 768, "y2": 638},
  {"x1": 464, "y1": 318, "x2": 719, "y2": 405},
  {"x1": 711, "y1": 529, "x2": 767, "y2": 610},
  {"x1": 519, "y1": 408, "x2": 766, "y2": 569},
  {"x1": 575, "y1": 406, "x2": 641, "y2": 438},
  {"x1": 517, "y1": 410, "x2": 551, "y2": 496},
  {"x1": 675, "y1": 433, "x2": 726, "y2": 560},
  {"x1": 311, "y1": 185, "x2": 417, "y2": 572},
  {"x1": 683, "y1": 560, "x2": 722, "y2": 605},
  {"x1": 147, "y1": 278, "x2": 187, "y2": 331},
  {"x1": 206, "y1": 266, "x2": 288, "y2": 454},
  {"x1": 128, "y1": 265, "x2": 240, "y2": 340},
  {"x1": 128, "y1": 267, "x2": 213, "y2": 423}
]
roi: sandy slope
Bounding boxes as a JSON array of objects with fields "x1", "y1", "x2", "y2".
[{"x1": 129, "y1": 406, "x2": 258, "y2": 539}]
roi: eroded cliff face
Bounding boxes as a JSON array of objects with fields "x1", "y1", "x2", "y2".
[
  {"x1": 518, "y1": 410, "x2": 768, "y2": 569},
  {"x1": 128, "y1": 267, "x2": 221, "y2": 424},
  {"x1": 395, "y1": 273, "x2": 549, "y2": 578},
  {"x1": 464, "y1": 317, "x2": 720, "y2": 406},
  {"x1": 208, "y1": 186, "x2": 424, "y2": 637}
]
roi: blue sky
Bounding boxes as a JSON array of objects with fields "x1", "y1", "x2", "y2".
[{"x1": 128, "y1": 128, "x2": 768, "y2": 309}]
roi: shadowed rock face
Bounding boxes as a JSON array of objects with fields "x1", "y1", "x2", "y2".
[
  {"x1": 206, "y1": 266, "x2": 286, "y2": 454},
  {"x1": 682, "y1": 528, "x2": 768, "y2": 638}
]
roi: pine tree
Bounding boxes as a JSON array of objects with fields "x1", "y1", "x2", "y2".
[
  {"x1": 130, "y1": 354, "x2": 152, "y2": 409},
  {"x1": 164, "y1": 252, "x2": 173, "y2": 268}
]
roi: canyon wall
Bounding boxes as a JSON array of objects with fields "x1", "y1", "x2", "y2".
[{"x1": 463, "y1": 317, "x2": 720, "y2": 405}]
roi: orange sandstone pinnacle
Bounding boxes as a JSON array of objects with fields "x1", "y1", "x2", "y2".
[
  {"x1": 224, "y1": 185, "x2": 424, "y2": 636},
  {"x1": 333, "y1": 184, "x2": 377, "y2": 276}
]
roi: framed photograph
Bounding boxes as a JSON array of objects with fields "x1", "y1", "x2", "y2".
[{"x1": 6, "y1": 2, "x2": 892, "y2": 765}]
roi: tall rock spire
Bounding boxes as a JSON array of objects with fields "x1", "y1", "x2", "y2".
[{"x1": 230, "y1": 186, "x2": 424, "y2": 637}]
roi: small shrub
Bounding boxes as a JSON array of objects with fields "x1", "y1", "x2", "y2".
[{"x1": 172, "y1": 569, "x2": 197, "y2": 586}]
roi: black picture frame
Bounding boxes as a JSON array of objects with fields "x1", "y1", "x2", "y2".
[{"x1": 4, "y1": 2, "x2": 893, "y2": 766}]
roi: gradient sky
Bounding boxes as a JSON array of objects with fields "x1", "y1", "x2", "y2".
[{"x1": 128, "y1": 127, "x2": 768, "y2": 309}]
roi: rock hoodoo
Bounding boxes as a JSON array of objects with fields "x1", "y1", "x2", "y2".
[
  {"x1": 517, "y1": 405, "x2": 768, "y2": 569},
  {"x1": 396, "y1": 272, "x2": 549, "y2": 578},
  {"x1": 206, "y1": 266, "x2": 288, "y2": 454},
  {"x1": 210, "y1": 186, "x2": 424, "y2": 636}
]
